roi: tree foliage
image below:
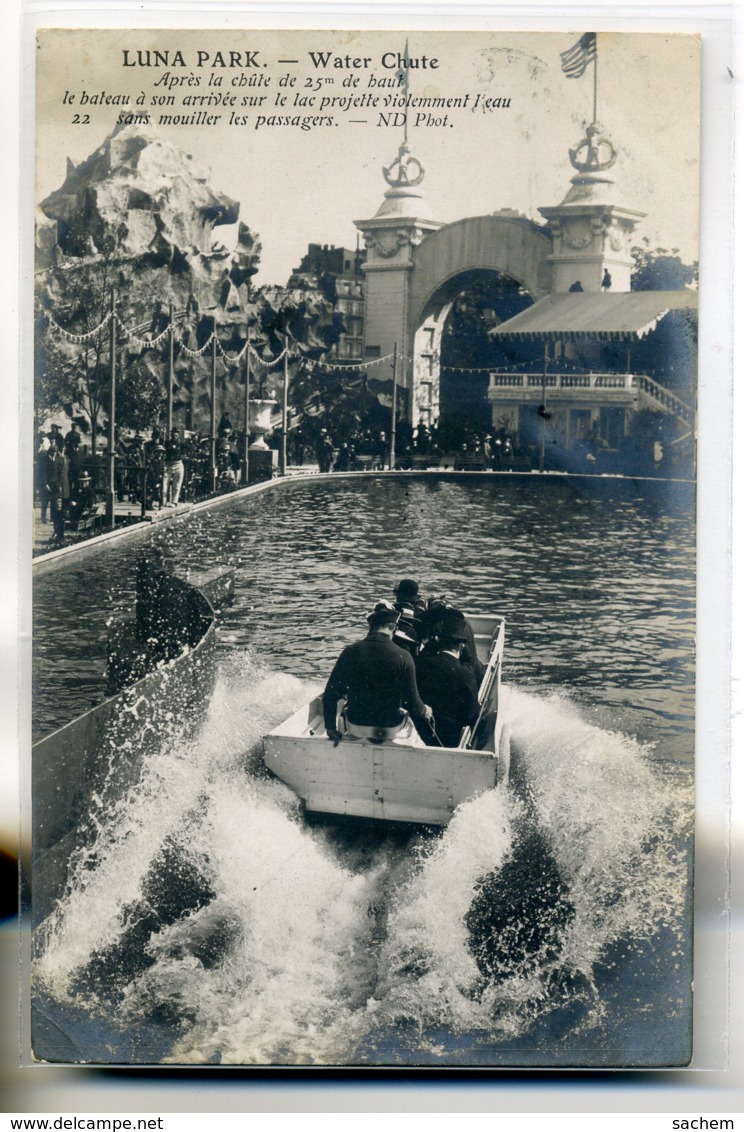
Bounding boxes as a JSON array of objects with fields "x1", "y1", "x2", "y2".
[
  {"x1": 630, "y1": 239, "x2": 698, "y2": 291},
  {"x1": 36, "y1": 257, "x2": 344, "y2": 445},
  {"x1": 288, "y1": 363, "x2": 390, "y2": 448},
  {"x1": 628, "y1": 240, "x2": 698, "y2": 395},
  {"x1": 36, "y1": 245, "x2": 172, "y2": 450}
]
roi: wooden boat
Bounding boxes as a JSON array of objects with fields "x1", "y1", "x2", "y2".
[{"x1": 263, "y1": 615, "x2": 509, "y2": 826}]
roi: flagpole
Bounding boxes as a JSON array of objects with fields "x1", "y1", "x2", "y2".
[
  {"x1": 401, "y1": 39, "x2": 409, "y2": 145},
  {"x1": 593, "y1": 40, "x2": 598, "y2": 122},
  {"x1": 539, "y1": 342, "x2": 548, "y2": 474},
  {"x1": 403, "y1": 39, "x2": 409, "y2": 146}
]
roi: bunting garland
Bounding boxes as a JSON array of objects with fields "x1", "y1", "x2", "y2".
[
  {"x1": 118, "y1": 319, "x2": 174, "y2": 350},
  {"x1": 41, "y1": 302, "x2": 602, "y2": 379},
  {"x1": 215, "y1": 338, "x2": 250, "y2": 364},
  {"x1": 176, "y1": 336, "x2": 216, "y2": 359},
  {"x1": 43, "y1": 308, "x2": 114, "y2": 343}
]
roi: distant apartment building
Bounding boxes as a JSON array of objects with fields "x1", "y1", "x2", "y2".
[{"x1": 290, "y1": 243, "x2": 366, "y2": 363}]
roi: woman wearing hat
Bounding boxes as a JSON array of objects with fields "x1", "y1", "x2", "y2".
[
  {"x1": 393, "y1": 578, "x2": 427, "y2": 655},
  {"x1": 415, "y1": 610, "x2": 481, "y2": 748}
]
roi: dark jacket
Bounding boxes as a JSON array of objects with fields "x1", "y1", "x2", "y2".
[
  {"x1": 322, "y1": 631, "x2": 429, "y2": 731},
  {"x1": 415, "y1": 650, "x2": 480, "y2": 748},
  {"x1": 45, "y1": 448, "x2": 69, "y2": 499},
  {"x1": 164, "y1": 438, "x2": 185, "y2": 463}
]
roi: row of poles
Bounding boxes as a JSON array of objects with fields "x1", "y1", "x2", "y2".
[
  {"x1": 102, "y1": 288, "x2": 403, "y2": 528},
  {"x1": 104, "y1": 289, "x2": 290, "y2": 528}
]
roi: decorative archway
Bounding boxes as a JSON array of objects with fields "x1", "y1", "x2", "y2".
[{"x1": 406, "y1": 215, "x2": 552, "y2": 425}]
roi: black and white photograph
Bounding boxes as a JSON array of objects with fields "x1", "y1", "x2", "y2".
[{"x1": 23, "y1": 21, "x2": 711, "y2": 1074}]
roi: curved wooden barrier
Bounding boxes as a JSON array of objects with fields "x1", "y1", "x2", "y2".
[{"x1": 31, "y1": 569, "x2": 224, "y2": 927}]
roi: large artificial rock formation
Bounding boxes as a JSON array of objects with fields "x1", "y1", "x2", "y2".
[
  {"x1": 36, "y1": 123, "x2": 338, "y2": 435},
  {"x1": 38, "y1": 123, "x2": 259, "y2": 311}
]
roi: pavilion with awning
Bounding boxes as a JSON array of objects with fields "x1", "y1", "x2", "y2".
[
  {"x1": 485, "y1": 289, "x2": 697, "y2": 467},
  {"x1": 489, "y1": 289, "x2": 698, "y2": 342}
]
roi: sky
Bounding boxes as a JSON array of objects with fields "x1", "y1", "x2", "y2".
[{"x1": 34, "y1": 28, "x2": 701, "y2": 285}]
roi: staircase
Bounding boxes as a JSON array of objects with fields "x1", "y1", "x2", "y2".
[{"x1": 636, "y1": 375, "x2": 694, "y2": 428}]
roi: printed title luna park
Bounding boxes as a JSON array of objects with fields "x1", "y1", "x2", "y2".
[{"x1": 122, "y1": 49, "x2": 440, "y2": 71}]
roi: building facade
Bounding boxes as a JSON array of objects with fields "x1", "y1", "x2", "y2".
[
  {"x1": 289, "y1": 243, "x2": 366, "y2": 363},
  {"x1": 347, "y1": 121, "x2": 696, "y2": 471}
]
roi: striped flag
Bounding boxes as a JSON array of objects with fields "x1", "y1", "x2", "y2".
[{"x1": 560, "y1": 33, "x2": 597, "y2": 78}]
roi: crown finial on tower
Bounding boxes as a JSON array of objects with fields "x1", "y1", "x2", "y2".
[
  {"x1": 569, "y1": 122, "x2": 617, "y2": 176},
  {"x1": 383, "y1": 142, "x2": 425, "y2": 189}
]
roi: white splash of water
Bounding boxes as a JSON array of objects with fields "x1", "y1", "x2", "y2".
[
  {"x1": 34, "y1": 653, "x2": 312, "y2": 997},
  {"x1": 506, "y1": 686, "x2": 692, "y2": 968},
  {"x1": 34, "y1": 663, "x2": 692, "y2": 1064},
  {"x1": 358, "y1": 687, "x2": 692, "y2": 1046},
  {"x1": 134, "y1": 778, "x2": 383, "y2": 1065},
  {"x1": 372, "y1": 787, "x2": 515, "y2": 1033}
]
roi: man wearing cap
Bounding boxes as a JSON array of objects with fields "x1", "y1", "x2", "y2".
[
  {"x1": 415, "y1": 610, "x2": 481, "y2": 748},
  {"x1": 162, "y1": 427, "x2": 186, "y2": 506},
  {"x1": 36, "y1": 429, "x2": 51, "y2": 523},
  {"x1": 44, "y1": 441, "x2": 70, "y2": 542},
  {"x1": 420, "y1": 600, "x2": 484, "y2": 683},
  {"x1": 322, "y1": 601, "x2": 434, "y2": 744},
  {"x1": 68, "y1": 469, "x2": 97, "y2": 530},
  {"x1": 315, "y1": 429, "x2": 334, "y2": 474}
]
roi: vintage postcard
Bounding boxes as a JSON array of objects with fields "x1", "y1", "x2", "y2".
[{"x1": 28, "y1": 26, "x2": 702, "y2": 1070}]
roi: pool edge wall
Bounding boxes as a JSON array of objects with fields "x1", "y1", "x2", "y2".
[{"x1": 30, "y1": 575, "x2": 217, "y2": 928}]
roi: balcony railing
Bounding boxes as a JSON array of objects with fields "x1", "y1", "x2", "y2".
[
  {"x1": 636, "y1": 375, "x2": 694, "y2": 425},
  {"x1": 489, "y1": 371, "x2": 637, "y2": 392},
  {"x1": 488, "y1": 371, "x2": 694, "y2": 425}
]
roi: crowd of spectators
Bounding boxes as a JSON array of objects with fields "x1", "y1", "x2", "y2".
[
  {"x1": 34, "y1": 411, "x2": 544, "y2": 549},
  {"x1": 36, "y1": 407, "x2": 679, "y2": 552},
  {"x1": 34, "y1": 417, "x2": 248, "y2": 546},
  {"x1": 35, "y1": 420, "x2": 95, "y2": 543},
  {"x1": 299, "y1": 420, "x2": 533, "y2": 473}
]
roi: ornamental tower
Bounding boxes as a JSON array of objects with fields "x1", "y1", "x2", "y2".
[
  {"x1": 354, "y1": 138, "x2": 442, "y2": 365},
  {"x1": 538, "y1": 124, "x2": 646, "y2": 293}
]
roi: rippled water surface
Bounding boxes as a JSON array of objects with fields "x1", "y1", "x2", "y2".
[
  {"x1": 34, "y1": 475, "x2": 695, "y2": 751},
  {"x1": 33, "y1": 474, "x2": 695, "y2": 1067}
]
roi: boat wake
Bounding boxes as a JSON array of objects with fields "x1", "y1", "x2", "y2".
[{"x1": 33, "y1": 653, "x2": 693, "y2": 1066}]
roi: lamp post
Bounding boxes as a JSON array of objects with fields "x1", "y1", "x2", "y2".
[
  {"x1": 280, "y1": 333, "x2": 289, "y2": 476},
  {"x1": 539, "y1": 341, "x2": 549, "y2": 473},
  {"x1": 106, "y1": 287, "x2": 117, "y2": 529},
  {"x1": 242, "y1": 331, "x2": 251, "y2": 485},
  {"x1": 209, "y1": 316, "x2": 217, "y2": 493},
  {"x1": 390, "y1": 341, "x2": 398, "y2": 471},
  {"x1": 166, "y1": 301, "x2": 174, "y2": 435}
]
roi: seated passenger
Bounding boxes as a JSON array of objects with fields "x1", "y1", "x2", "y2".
[
  {"x1": 420, "y1": 601, "x2": 484, "y2": 684},
  {"x1": 392, "y1": 577, "x2": 427, "y2": 655},
  {"x1": 322, "y1": 600, "x2": 433, "y2": 745},
  {"x1": 415, "y1": 612, "x2": 481, "y2": 748}
]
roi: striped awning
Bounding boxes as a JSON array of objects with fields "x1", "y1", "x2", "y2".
[{"x1": 490, "y1": 290, "x2": 698, "y2": 342}]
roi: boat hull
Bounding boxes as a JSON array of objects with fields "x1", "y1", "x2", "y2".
[{"x1": 263, "y1": 616, "x2": 508, "y2": 826}]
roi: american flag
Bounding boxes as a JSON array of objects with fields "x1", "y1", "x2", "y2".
[{"x1": 560, "y1": 33, "x2": 597, "y2": 78}]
